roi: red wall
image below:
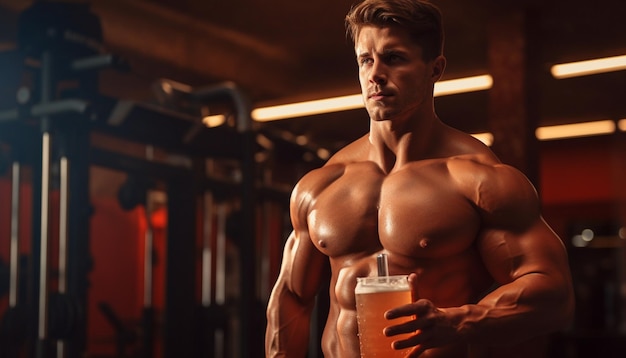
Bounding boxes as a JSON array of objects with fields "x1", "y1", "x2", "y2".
[{"x1": 539, "y1": 135, "x2": 626, "y2": 241}]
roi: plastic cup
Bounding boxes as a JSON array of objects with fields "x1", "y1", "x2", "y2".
[{"x1": 355, "y1": 275, "x2": 412, "y2": 357}]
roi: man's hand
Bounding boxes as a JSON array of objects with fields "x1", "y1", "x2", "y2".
[{"x1": 384, "y1": 297, "x2": 462, "y2": 357}]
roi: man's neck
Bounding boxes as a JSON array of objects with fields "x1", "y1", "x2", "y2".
[{"x1": 368, "y1": 114, "x2": 441, "y2": 173}]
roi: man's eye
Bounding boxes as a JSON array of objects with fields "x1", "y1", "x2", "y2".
[{"x1": 359, "y1": 58, "x2": 373, "y2": 65}]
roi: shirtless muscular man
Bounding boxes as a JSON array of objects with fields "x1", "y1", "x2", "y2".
[{"x1": 265, "y1": 1, "x2": 574, "y2": 356}]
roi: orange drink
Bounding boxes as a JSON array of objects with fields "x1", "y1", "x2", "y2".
[{"x1": 355, "y1": 275, "x2": 412, "y2": 357}]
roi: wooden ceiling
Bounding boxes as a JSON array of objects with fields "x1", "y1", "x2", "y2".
[{"x1": 1, "y1": 0, "x2": 625, "y2": 153}]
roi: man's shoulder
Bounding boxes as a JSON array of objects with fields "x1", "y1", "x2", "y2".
[
  {"x1": 444, "y1": 152, "x2": 541, "y2": 226},
  {"x1": 441, "y1": 126, "x2": 501, "y2": 164},
  {"x1": 291, "y1": 162, "x2": 346, "y2": 201},
  {"x1": 445, "y1": 152, "x2": 533, "y2": 195},
  {"x1": 292, "y1": 136, "x2": 373, "y2": 197}
]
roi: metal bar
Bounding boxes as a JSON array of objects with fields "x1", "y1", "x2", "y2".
[
  {"x1": 201, "y1": 192, "x2": 214, "y2": 307},
  {"x1": 215, "y1": 204, "x2": 227, "y2": 358},
  {"x1": 38, "y1": 131, "x2": 51, "y2": 343},
  {"x1": 58, "y1": 157, "x2": 69, "y2": 294},
  {"x1": 31, "y1": 99, "x2": 90, "y2": 118},
  {"x1": 215, "y1": 203, "x2": 226, "y2": 305},
  {"x1": 90, "y1": 147, "x2": 190, "y2": 179},
  {"x1": 143, "y1": 205, "x2": 154, "y2": 307},
  {"x1": 238, "y1": 122, "x2": 256, "y2": 358},
  {"x1": 144, "y1": 147, "x2": 154, "y2": 307},
  {"x1": 38, "y1": 50, "x2": 53, "y2": 356},
  {"x1": 56, "y1": 156, "x2": 69, "y2": 358},
  {"x1": 163, "y1": 175, "x2": 197, "y2": 357},
  {"x1": 141, "y1": 193, "x2": 155, "y2": 358},
  {"x1": 0, "y1": 99, "x2": 90, "y2": 122},
  {"x1": 9, "y1": 161, "x2": 20, "y2": 308},
  {"x1": 71, "y1": 54, "x2": 120, "y2": 71}
]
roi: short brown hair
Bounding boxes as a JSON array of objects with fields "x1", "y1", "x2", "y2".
[{"x1": 345, "y1": 0, "x2": 444, "y2": 61}]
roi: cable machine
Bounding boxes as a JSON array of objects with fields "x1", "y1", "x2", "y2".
[{"x1": 0, "y1": 1, "x2": 331, "y2": 357}]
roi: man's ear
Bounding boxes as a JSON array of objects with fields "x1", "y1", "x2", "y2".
[{"x1": 431, "y1": 55, "x2": 446, "y2": 82}]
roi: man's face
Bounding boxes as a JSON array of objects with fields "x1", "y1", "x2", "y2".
[{"x1": 355, "y1": 25, "x2": 443, "y2": 123}]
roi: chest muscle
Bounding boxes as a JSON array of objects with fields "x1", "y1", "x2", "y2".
[{"x1": 308, "y1": 162, "x2": 480, "y2": 258}]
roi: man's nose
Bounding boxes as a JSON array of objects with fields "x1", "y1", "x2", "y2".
[{"x1": 368, "y1": 61, "x2": 387, "y2": 84}]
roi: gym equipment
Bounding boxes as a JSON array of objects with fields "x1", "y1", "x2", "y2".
[
  {"x1": 1, "y1": 2, "x2": 309, "y2": 357},
  {"x1": 0, "y1": 2, "x2": 113, "y2": 357}
]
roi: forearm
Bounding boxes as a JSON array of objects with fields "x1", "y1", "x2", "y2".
[
  {"x1": 265, "y1": 282, "x2": 315, "y2": 357},
  {"x1": 451, "y1": 273, "x2": 574, "y2": 345}
]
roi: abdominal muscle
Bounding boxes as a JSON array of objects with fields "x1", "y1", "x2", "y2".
[
  {"x1": 321, "y1": 259, "x2": 371, "y2": 357},
  {"x1": 322, "y1": 301, "x2": 360, "y2": 357}
]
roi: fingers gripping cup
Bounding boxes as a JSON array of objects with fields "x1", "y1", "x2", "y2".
[{"x1": 355, "y1": 274, "x2": 412, "y2": 357}]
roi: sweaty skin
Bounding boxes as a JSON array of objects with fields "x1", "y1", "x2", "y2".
[{"x1": 265, "y1": 25, "x2": 574, "y2": 358}]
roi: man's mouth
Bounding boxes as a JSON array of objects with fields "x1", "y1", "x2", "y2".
[
  {"x1": 369, "y1": 92, "x2": 390, "y2": 101},
  {"x1": 369, "y1": 91, "x2": 391, "y2": 100}
]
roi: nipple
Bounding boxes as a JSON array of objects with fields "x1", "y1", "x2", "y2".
[
  {"x1": 419, "y1": 239, "x2": 429, "y2": 248},
  {"x1": 318, "y1": 240, "x2": 327, "y2": 248}
]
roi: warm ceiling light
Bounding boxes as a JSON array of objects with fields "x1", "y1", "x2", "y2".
[
  {"x1": 471, "y1": 132, "x2": 494, "y2": 146},
  {"x1": 252, "y1": 74, "x2": 493, "y2": 122},
  {"x1": 535, "y1": 120, "x2": 616, "y2": 140},
  {"x1": 202, "y1": 114, "x2": 226, "y2": 127},
  {"x1": 252, "y1": 94, "x2": 363, "y2": 122},
  {"x1": 434, "y1": 75, "x2": 493, "y2": 96},
  {"x1": 551, "y1": 54, "x2": 626, "y2": 79},
  {"x1": 618, "y1": 119, "x2": 626, "y2": 132}
]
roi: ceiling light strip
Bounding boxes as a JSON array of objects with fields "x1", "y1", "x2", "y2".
[
  {"x1": 434, "y1": 74, "x2": 493, "y2": 96},
  {"x1": 252, "y1": 94, "x2": 363, "y2": 122},
  {"x1": 252, "y1": 74, "x2": 493, "y2": 122},
  {"x1": 535, "y1": 120, "x2": 616, "y2": 140},
  {"x1": 473, "y1": 120, "x2": 622, "y2": 146},
  {"x1": 551, "y1": 54, "x2": 626, "y2": 79}
]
